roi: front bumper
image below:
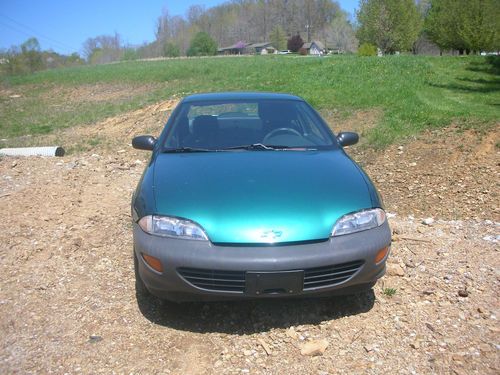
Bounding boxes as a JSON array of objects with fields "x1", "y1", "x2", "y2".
[{"x1": 133, "y1": 221, "x2": 391, "y2": 301}]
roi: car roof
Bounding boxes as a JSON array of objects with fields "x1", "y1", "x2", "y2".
[{"x1": 181, "y1": 92, "x2": 304, "y2": 103}]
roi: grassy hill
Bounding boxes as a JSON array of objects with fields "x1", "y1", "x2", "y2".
[{"x1": 1, "y1": 55, "x2": 498, "y2": 146}]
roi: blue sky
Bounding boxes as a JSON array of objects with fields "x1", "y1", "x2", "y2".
[{"x1": 0, "y1": 0, "x2": 359, "y2": 55}]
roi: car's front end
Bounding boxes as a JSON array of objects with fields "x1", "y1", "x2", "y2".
[
  {"x1": 131, "y1": 92, "x2": 391, "y2": 302},
  {"x1": 133, "y1": 216, "x2": 390, "y2": 302}
]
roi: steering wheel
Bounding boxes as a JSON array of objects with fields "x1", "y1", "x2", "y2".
[{"x1": 263, "y1": 128, "x2": 302, "y2": 143}]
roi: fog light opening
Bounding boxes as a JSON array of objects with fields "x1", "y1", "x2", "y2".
[
  {"x1": 375, "y1": 246, "x2": 389, "y2": 264},
  {"x1": 142, "y1": 253, "x2": 163, "y2": 273}
]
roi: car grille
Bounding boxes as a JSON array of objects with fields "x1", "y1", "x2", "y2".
[
  {"x1": 178, "y1": 260, "x2": 364, "y2": 293},
  {"x1": 178, "y1": 268, "x2": 246, "y2": 293},
  {"x1": 303, "y1": 260, "x2": 364, "y2": 290}
]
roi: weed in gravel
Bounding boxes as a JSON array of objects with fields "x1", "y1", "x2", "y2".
[{"x1": 383, "y1": 287, "x2": 397, "y2": 297}]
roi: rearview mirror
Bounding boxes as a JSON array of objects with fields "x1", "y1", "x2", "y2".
[
  {"x1": 336, "y1": 132, "x2": 359, "y2": 147},
  {"x1": 132, "y1": 135, "x2": 156, "y2": 151}
]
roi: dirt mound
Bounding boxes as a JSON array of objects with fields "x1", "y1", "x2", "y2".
[
  {"x1": 5, "y1": 98, "x2": 179, "y2": 153},
  {"x1": 351, "y1": 126, "x2": 500, "y2": 221},
  {"x1": 48, "y1": 84, "x2": 159, "y2": 104},
  {"x1": 0, "y1": 104, "x2": 498, "y2": 374},
  {"x1": 324, "y1": 109, "x2": 382, "y2": 139},
  {"x1": 66, "y1": 98, "x2": 178, "y2": 140}
]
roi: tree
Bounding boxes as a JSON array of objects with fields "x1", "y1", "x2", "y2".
[
  {"x1": 425, "y1": 0, "x2": 499, "y2": 53},
  {"x1": 326, "y1": 10, "x2": 358, "y2": 53},
  {"x1": 187, "y1": 32, "x2": 217, "y2": 56},
  {"x1": 303, "y1": 0, "x2": 340, "y2": 42},
  {"x1": 356, "y1": 0, "x2": 423, "y2": 54},
  {"x1": 66, "y1": 53, "x2": 85, "y2": 66},
  {"x1": 20, "y1": 37, "x2": 40, "y2": 53},
  {"x1": 187, "y1": 4, "x2": 205, "y2": 25},
  {"x1": 20, "y1": 37, "x2": 43, "y2": 72},
  {"x1": 287, "y1": 33, "x2": 304, "y2": 52},
  {"x1": 3, "y1": 46, "x2": 24, "y2": 75},
  {"x1": 358, "y1": 43, "x2": 378, "y2": 56},
  {"x1": 269, "y1": 25, "x2": 287, "y2": 50},
  {"x1": 424, "y1": 0, "x2": 466, "y2": 52},
  {"x1": 83, "y1": 33, "x2": 123, "y2": 64},
  {"x1": 164, "y1": 42, "x2": 180, "y2": 57},
  {"x1": 459, "y1": 0, "x2": 499, "y2": 52},
  {"x1": 1, "y1": 39, "x2": 82, "y2": 75},
  {"x1": 156, "y1": 9, "x2": 172, "y2": 41},
  {"x1": 82, "y1": 38, "x2": 98, "y2": 61},
  {"x1": 122, "y1": 48, "x2": 139, "y2": 61}
]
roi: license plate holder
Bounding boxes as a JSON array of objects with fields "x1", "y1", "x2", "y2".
[{"x1": 245, "y1": 270, "x2": 304, "y2": 295}]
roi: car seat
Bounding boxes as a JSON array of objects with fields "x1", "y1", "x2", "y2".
[{"x1": 183, "y1": 115, "x2": 219, "y2": 148}]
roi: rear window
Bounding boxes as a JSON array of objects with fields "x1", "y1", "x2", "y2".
[{"x1": 188, "y1": 103, "x2": 259, "y2": 119}]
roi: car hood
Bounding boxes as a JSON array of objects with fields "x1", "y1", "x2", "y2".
[{"x1": 152, "y1": 150, "x2": 373, "y2": 244}]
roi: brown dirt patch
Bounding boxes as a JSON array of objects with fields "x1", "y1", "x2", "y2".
[
  {"x1": 322, "y1": 109, "x2": 382, "y2": 143},
  {"x1": 66, "y1": 98, "x2": 177, "y2": 154},
  {"x1": 0, "y1": 104, "x2": 498, "y2": 374},
  {"x1": 0, "y1": 87, "x2": 24, "y2": 99},
  {"x1": 350, "y1": 125, "x2": 500, "y2": 221},
  {"x1": 4, "y1": 98, "x2": 178, "y2": 153},
  {"x1": 49, "y1": 83, "x2": 160, "y2": 104},
  {"x1": 1, "y1": 83, "x2": 156, "y2": 104}
]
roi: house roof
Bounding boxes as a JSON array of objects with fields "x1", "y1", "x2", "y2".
[
  {"x1": 302, "y1": 40, "x2": 325, "y2": 50},
  {"x1": 218, "y1": 41, "x2": 250, "y2": 51},
  {"x1": 314, "y1": 40, "x2": 325, "y2": 50},
  {"x1": 219, "y1": 41, "x2": 275, "y2": 51},
  {"x1": 247, "y1": 42, "x2": 272, "y2": 48}
]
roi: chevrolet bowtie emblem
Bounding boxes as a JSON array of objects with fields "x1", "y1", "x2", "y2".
[{"x1": 261, "y1": 230, "x2": 283, "y2": 240}]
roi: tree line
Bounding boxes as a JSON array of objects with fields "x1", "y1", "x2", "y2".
[
  {"x1": 424, "y1": 0, "x2": 499, "y2": 54},
  {"x1": 1, "y1": 0, "x2": 498, "y2": 75},
  {"x1": 83, "y1": 0, "x2": 358, "y2": 62},
  {"x1": 85, "y1": 0, "x2": 498, "y2": 61},
  {"x1": 357, "y1": 0, "x2": 499, "y2": 55},
  {"x1": 0, "y1": 37, "x2": 84, "y2": 75}
]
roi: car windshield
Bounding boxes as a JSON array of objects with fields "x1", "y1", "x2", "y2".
[{"x1": 162, "y1": 99, "x2": 336, "y2": 151}]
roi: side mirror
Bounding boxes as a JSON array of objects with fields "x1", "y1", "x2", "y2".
[
  {"x1": 336, "y1": 132, "x2": 359, "y2": 147},
  {"x1": 132, "y1": 135, "x2": 156, "y2": 151}
]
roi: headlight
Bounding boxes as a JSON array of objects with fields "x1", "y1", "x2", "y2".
[
  {"x1": 331, "y1": 208, "x2": 386, "y2": 236},
  {"x1": 138, "y1": 215, "x2": 208, "y2": 240}
]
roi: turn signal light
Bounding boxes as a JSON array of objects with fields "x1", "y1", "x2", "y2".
[
  {"x1": 375, "y1": 246, "x2": 389, "y2": 264},
  {"x1": 142, "y1": 253, "x2": 163, "y2": 273}
]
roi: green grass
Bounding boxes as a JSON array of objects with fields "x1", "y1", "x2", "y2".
[
  {"x1": 382, "y1": 287, "x2": 397, "y2": 297},
  {"x1": 1, "y1": 55, "x2": 498, "y2": 146}
]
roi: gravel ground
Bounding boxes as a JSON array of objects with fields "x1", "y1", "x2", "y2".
[{"x1": 0, "y1": 103, "x2": 498, "y2": 374}]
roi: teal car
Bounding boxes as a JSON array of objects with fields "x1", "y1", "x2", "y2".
[{"x1": 132, "y1": 92, "x2": 391, "y2": 301}]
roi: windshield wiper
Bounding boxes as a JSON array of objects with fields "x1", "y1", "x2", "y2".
[
  {"x1": 221, "y1": 143, "x2": 319, "y2": 151},
  {"x1": 222, "y1": 143, "x2": 288, "y2": 151},
  {"x1": 165, "y1": 144, "x2": 317, "y2": 153},
  {"x1": 163, "y1": 146, "x2": 212, "y2": 153}
]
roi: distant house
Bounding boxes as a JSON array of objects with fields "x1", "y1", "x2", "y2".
[
  {"x1": 246, "y1": 42, "x2": 277, "y2": 55},
  {"x1": 218, "y1": 41, "x2": 250, "y2": 55},
  {"x1": 218, "y1": 41, "x2": 277, "y2": 55},
  {"x1": 302, "y1": 41, "x2": 325, "y2": 55}
]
